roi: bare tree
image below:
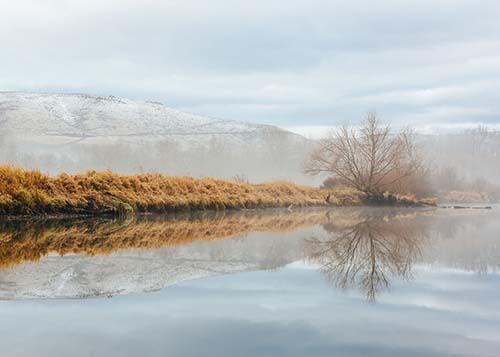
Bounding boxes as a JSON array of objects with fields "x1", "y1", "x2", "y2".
[{"x1": 305, "y1": 113, "x2": 424, "y2": 197}]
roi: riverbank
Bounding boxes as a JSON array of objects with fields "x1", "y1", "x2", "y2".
[
  {"x1": 0, "y1": 166, "x2": 358, "y2": 217},
  {"x1": 0, "y1": 166, "x2": 432, "y2": 218}
]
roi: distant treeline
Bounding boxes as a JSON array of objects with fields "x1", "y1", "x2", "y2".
[{"x1": 0, "y1": 131, "x2": 316, "y2": 184}]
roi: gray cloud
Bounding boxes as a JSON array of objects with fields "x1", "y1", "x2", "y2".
[{"x1": 1, "y1": 0, "x2": 499, "y2": 129}]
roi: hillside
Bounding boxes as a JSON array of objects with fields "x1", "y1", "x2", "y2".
[
  {"x1": 0, "y1": 91, "x2": 296, "y2": 146},
  {"x1": 0, "y1": 92, "x2": 312, "y2": 182}
]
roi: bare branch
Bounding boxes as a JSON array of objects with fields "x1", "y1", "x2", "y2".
[{"x1": 305, "y1": 113, "x2": 426, "y2": 196}]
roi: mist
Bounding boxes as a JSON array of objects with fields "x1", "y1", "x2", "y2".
[
  {"x1": 0, "y1": 130, "x2": 316, "y2": 184},
  {"x1": 419, "y1": 127, "x2": 500, "y2": 202},
  {"x1": 2, "y1": 122, "x2": 500, "y2": 202}
]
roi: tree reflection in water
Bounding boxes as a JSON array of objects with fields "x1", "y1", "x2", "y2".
[
  {"x1": 305, "y1": 210, "x2": 430, "y2": 302},
  {"x1": 1, "y1": 207, "x2": 497, "y2": 301}
]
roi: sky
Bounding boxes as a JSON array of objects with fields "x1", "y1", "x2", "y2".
[{"x1": 1, "y1": 0, "x2": 500, "y2": 134}]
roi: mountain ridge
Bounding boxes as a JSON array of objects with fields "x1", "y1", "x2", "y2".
[
  {"x1": 0, "y1": 91, "x2": 297, "y2": 143},
  {"x1": 0, "y1": 91, "x2": 313, "y2": 182}
]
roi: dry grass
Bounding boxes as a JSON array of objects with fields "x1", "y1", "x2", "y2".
[{"x1": 0, "y1": 166, "x2": 365, "y2": 217}]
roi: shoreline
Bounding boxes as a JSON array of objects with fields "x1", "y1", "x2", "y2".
[
  {"x1": 0, "y1": 166, "x2": 433, "y2": 219},
  {"x1": 0, "y1": 201, "x2": 436, "y2": 221}
]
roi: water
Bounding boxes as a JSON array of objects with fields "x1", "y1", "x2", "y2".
[{"x1": 0, "y1": 207, "x2": 499, "y2": 356}]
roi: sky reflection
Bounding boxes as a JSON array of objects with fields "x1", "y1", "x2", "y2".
[
  {"x1": 1, "y1": 263, "x2": 500, "y2": 357},
  {"x1": 1, "y1": 207, "x2": 499, "y2": 356}
]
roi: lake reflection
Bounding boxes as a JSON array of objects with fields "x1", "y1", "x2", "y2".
[
  {"x1": 1, "y1": 207, "x2": 500, "y2": 356},
  {"x1": 0, "y1": 207, "x2": 499, "y2": 301}
]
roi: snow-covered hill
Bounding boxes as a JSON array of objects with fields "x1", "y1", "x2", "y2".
[
  {"x1": 0, "y1": 92, "x2": 313, "y2": 182},
  {"x1": 0, "y1": 91, "x2": 296, "y2": 146}
]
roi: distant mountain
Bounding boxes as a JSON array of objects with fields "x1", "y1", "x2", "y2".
[
  {"x1": 0, "y1": 92, "x2": 313, "y2": 182},
  {"x1": 0, "y1": 91, "x2": 299, "y2": 146}
]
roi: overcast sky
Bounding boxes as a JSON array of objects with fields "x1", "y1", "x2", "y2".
[{"x1": 1, "y1": 0, "x2": 500, "y2": 133}]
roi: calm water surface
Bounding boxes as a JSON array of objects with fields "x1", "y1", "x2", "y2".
[{"x1": 0, "y1": 207, "x2": 499, "y2": 356}]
